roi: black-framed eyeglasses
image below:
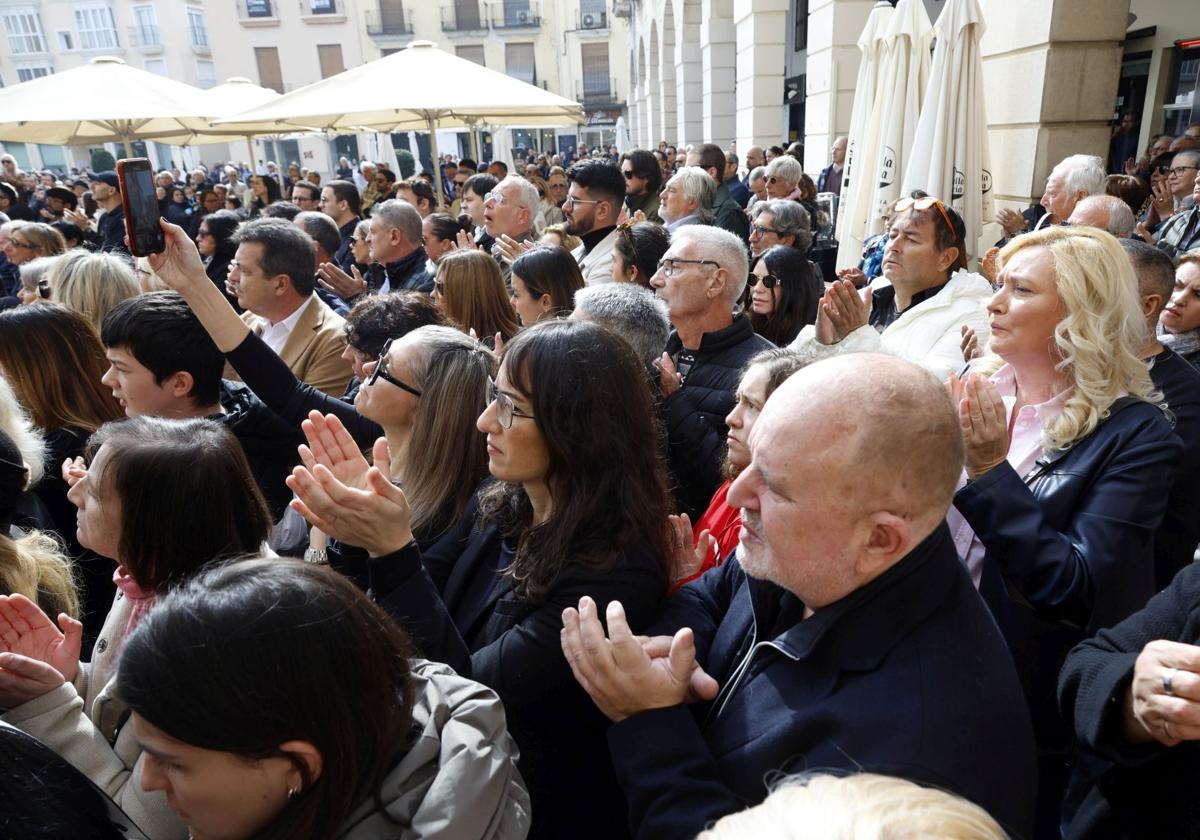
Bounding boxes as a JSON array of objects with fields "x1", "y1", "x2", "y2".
[
  {"x1": 1169, "y1": 166, "x2": 1199, "y2": 176},
  {"x1": 749, "y1": 273, "x2": 779, "y2": 290},
  {"x1": 488, "y1": 377, "x2": 534, "y2": 429},
  {"x1": 433, "y1": 279, "x2": 445, "y2": 296},
  {"x1": 750, "y1": 224, "x2": 780, "y2": 237},
  {"x1": 657, "y1": 257, "x2": 719, "y2": 277},
  {"x1": 366, "y1": 338, "x2": 422, "y2": 397}
]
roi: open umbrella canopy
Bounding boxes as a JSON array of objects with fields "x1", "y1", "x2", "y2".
[
  {"x1": 0, "y1": 56, "x2": 214, "y2": 144},
  {"x1": 212, "y1": 41, "x2": 584, "y2": 134},
  {"x1": 901, "y1": 0, "x2": 993, "y2": 260}
]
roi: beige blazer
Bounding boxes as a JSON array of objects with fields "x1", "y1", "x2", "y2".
[
  {"x1": 571, "y1": 227, "x2": 621, "y2": 285},
  {"x1": 241, "y1": 294, "x2": 352, "y2": 397}
]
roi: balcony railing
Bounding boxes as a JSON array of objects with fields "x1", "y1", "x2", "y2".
[
  {"x1": 578, "y1": 8, "x2": 607, "y2": 29},
  {"x1": 127, "y1": 25, "x2": 162, "y2": 51},
  {"x1": 365, "y1": 8, "x2": 414, "y2": 37},
  {"x1": 441, "y1": 3, "x2": 489, "y2": 32},
  {"x1": 493, "y1": 3, "x2": 539, "y2": 28},
  {"x1": 238, "y1": 0, "x2": 278, "y2": 21},
  {"x1": 577, "y1": 77, "x2": 618, "y2": 102}
]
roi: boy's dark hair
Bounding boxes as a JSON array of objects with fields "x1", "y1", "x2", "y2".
[{"x1": 101, "y1": 291, "x2": 224, "y2": 407}]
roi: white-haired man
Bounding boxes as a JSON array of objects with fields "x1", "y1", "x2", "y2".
[
  {"x1": 1067, "y1": 194, "x2": 1136, "y2": 238},
  {"x1": 997, "y1": 154, "x2": 1106, "y2": 240},
  {"x1": 483, "y1": 175, "x2": 538, "y2": 268},
  {"x1": 650, "y1": 225, "x2": 772, "y2": 518},
  {"x1": 658, "y1": 167, "x2": 715, "y2": 232}
]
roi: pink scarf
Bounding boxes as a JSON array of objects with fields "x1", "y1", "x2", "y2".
[{"x1": 112, "y1": 565, "x2": 156, "y2": 646}]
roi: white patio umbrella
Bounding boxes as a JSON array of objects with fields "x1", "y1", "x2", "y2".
[
  {"x1": 862, "y1": 0, "x2": 933, "y2": 240},
  {"x1": 0, "y1": 56, "x2": 213, "y2": 148},
  {"x1": 213, "y1": 41, "x2": 583, "y2": 202},
  {"x1": 901, "y1": 0, "x2": 993, "y2": 261},
  {"x1": 835, "y1": 1, "x2": 895, "y2": 271}
]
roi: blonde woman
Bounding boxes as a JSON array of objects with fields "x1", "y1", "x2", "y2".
[
  {"x1": 47, "y1": 250, "x2": 139, "y2": 332},
  {"x1": 947, "y1": 225, "x2": 1180, "y2": 834},
  {"x1": 3, "y1": 222, "x2": 64, "y2": 268},
  {"x1": 433, "y1": 248, "x2": 520, "y2": 347},
  {"x1": 697, "y1": 773, "x2": 1009, "y2": 840}
]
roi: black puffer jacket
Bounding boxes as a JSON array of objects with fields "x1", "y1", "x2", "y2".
[
  {"x1": 215, "y1": 380, "x2": 303, "y2": 519},
  {"x1": 662, "y1": 314, "x2": 772, "y2": 518}
]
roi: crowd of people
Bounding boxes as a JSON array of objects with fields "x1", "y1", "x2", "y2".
[{"x1": 0, "y1": 120, "x2": 1198, "y2": 840}]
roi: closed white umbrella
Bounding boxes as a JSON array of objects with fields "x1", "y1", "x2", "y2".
[
  {"x1": 213, "y1": 41, "x2": 584, "y2": 203},
  {"x1": 0, "y1": 55, "x2": 212, "y2": 146},
  {"x1": 901, "y1": 0, "x2": 993, "y2": 261},
  {"x1": 835, "y1": 1, "x2": 895, "y2": 271},
  {"x1": 862, "y1": 0, "x2": 933, "y2": 241}
]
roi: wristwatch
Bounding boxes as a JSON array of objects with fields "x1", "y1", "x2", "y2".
[{"x1": 303, "y1": 547, "x2": 328, "y2": 565}]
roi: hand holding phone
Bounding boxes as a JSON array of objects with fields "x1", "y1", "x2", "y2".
[{"x1": 116, "y1": 158, "x2": 165, "y2": 257}]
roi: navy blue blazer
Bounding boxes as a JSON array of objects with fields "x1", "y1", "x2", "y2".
[
  {"x1": 607, "y1": 523, "x2": 1037, "y2": 840},
  {"x1": 368, "y1": 494, "x2": 667, "y2": 840}
]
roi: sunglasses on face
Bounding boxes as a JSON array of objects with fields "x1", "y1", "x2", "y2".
[
  {"x1": 893, "y1": 196, "x2": 958, "y2": 245},
  {"x1": 365, "y1": 338, "x2": 422, "y2": 397},
  {"x1": 749, "y1": 273, "x2": 780, "y2": 290},
  {"x1": 622, "y1": 170, "x2": 641, "y2": 180}
]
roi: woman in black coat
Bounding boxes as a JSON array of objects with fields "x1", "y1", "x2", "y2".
[
  {"x1": 1059, "y1": 562, "x2": 1200, "y2": 839},
  {"x1": 195, "y1": 209, "x2": 240, "y2": 308},
  {"x1": 289, "y1": 319, "x2": 674, "y2": 840},
  {"x1": 947, "y1": 226, "x2": 1181, "y2": 834}
]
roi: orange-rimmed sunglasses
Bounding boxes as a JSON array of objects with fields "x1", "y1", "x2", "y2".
[{"x1": 894, "y1": 196, "x2": 958, "y2": 244}]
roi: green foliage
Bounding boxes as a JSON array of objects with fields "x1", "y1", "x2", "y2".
[
  {"x1": 395, "y1": 148, "x2": 416, "y2": 179},
  {"x1": 90, "y1": 148, "x2": 117, "y2": 172}
]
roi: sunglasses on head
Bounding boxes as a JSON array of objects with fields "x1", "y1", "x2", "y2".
[{"x1": 893, "y1": 196, "x2": 958, "y2": 245}]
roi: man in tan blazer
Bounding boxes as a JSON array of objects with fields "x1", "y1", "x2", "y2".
[{"x1": 227, "y1": 218, "x2": 352, "y2": 397}]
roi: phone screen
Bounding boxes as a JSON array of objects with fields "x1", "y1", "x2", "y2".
[{"x1": 119, "y1": 159, "x2": 165, "y2": 256}]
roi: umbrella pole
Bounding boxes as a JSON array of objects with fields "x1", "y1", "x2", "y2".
[
  {"x1": 426, "y1": 112, "x2": 445, "y2": 207},
  {"x1": 246, "y1": 137, "x2": 255, "y2": 171}
]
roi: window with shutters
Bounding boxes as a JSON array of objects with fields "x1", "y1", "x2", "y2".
[
  {"x1": 456, "y1": 45, "x2": 485, "y2": 66},
  {"x1": 188, "y1": 8, "x2": 209, "y2": 47},
  {"x1": 318, "y1": 44, "x2": 345, "y2": 79},
  {"x1": 581, "y1": 43, "x2": 610, "y2": 98},
  {"x1": 255, "y1": 46, "x2": 284, "y2": 93},
  {"x1": 74, "y1": 5, "x2": 118, "y2": 50},
  {"x1": 4, "y1": 9, "x2": 48, "y2": 55},
  {"x1": 505, "y1": 42, "x2": 535, "y2": 85},
  {"x1": 17, "y1": 66, "x2": 52, "y2": 82},
  {"x1": 196, "y1": 59, "x2": 216, "y2": 89}
]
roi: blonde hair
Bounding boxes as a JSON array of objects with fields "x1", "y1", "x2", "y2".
[
  {"x1": 541, "y1": 223, "x2": 581, "y2": 252},
  {"x1": 49, "y1": 249, "x2": 140, "y2": 332},
  {"x1": 0, "y1": 530, "x2": 80, "y2": 620},
  {"x1": 12, "y1": 222, "x2": 66, "y2": 258},
  {"x1": 436, "y1": 249, "x2": 520, "y2": 343},
  {"x1": 696, "y1": 773, "x2": 1008, "y2": 840},
  {"x1": 0, "y1": 375, "x2": 45, "y2": 484},
  {"x1": 995, "y1": 226, "x2": 1160, "y2": 451}
]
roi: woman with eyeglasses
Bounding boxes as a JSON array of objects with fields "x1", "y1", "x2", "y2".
[
  {"x1": 612, "y1": 220, "x2": 670, "y2": 288},
  {"x1": 433, "y1": 249, "x2": 520, "y2": 347},
  {"x1": 508, "y1": 245, "x2": 585, "y2": 326},
  {"x1": 288, "y1": 318, "x2": 673, "y2": 840},
  {"x1": 2, "y1": 222, "x2": 65, "y2": 268},
  {"x1": 746, "y1": 245, "x2": 822, "y2": 346}
]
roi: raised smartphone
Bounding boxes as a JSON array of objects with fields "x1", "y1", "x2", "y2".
[{"x1": 116, "y1": 157, "x2": 165, "y2": 256}]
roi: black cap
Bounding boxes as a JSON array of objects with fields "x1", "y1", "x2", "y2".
[
  {"x1": 45, "y1": 186, "x2": 78, "y2": 208},
  {"x1": 90, "y1": 171, "x2": 120, "y2": 190},
  {"x1": 0, "y1": 428, "x2": 30, "y2": 532}
]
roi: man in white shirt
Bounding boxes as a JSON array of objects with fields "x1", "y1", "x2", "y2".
[{"x1": 227, "y1": 218, "x2": 351, "y2": 396}]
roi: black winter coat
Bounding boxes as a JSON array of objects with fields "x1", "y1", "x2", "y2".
[
  {"x1": 1059, "y1": 562, "x2": 1200, "y2": 839},
  {"x1": 214, "y1": 380, "x2": 303, "y2": 519},
  {"x1": 662, "y1": 315, "x2": 772, "y2": 518},
  {"x1": 1147, "y1": 347, "x2": 1200, "y2": 587}
]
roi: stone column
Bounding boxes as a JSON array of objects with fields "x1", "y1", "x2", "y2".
[
  {"x1": 734, "y1": 0, "x2": 788, "y2": 153},
  {"x1": 660, "y1": 5, "x2": 679, "y2": 145},
  {"x1": 803, "y1": 0, "x2": 875, "y2": 173},
  {"x1": 676, "y1": 0, "x2": 704, "y2": 146},
  {"x1": 980, "y1": 0, "x2": 1130, "y2": 224},
  {"x1": 701, "y1": 9, "x2": 736, "y2": 146}
]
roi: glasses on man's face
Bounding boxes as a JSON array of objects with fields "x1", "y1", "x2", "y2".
[
  {"x1": 564, "y1": 195, "x2": 601, "y2": 208},
  {"x1": 657, "y1": 257, "x2": 719, "y2": 277},
  {"x1": 750, "y1": 224, "x2": 780, "y2": 238},
  {"x1": 1169, "y1": 166, "x2": 1199, "y2": 177},
  {"x1": 488, "y1": 377, "x2": 535, "y2": 429},
  {"x1": 893, "y1": 196, "x2": 959, "y2": 245},
  {"x1": 749, "y1": 272, "x2": 779, "y2": 290},
  {"x1": 483, "y1": 191, "x2": 507, "y2": 206},
  {"x1": 365, "y1": 338, "x2": 422, "y2": 397}
]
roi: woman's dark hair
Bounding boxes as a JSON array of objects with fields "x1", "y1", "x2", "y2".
[
  {"x1": 117, "y1": 559, "x2": 415, "y2": 840},
  {"x1": 614, "y1": 221, "x2": 671, "y2": 288},
  {"x1": 1105, "y1": 173, "x2": 1151, "y2": 217},
  {"x1": 49, "y1": 220, "x2": 83, "y2": 247},
  {"x1": 84, "y1": 417, "x2": 271, "y2": 590},
  {"x1": 620, "y1": 150, "x2": 663, "y2": 195},
  {"x1": 203, "y1": 208, "x2": 242, "y2": 259},
  {"x1": 509, "y1": 245, "x2": 585, "y2": 317},
  {"x1": 480, "y1": 319, "x2": 672, "y2": 602},
  {"x1": 425, "y1": 212, "x2": 473, "y2": 244},
  {"x1": 748, "y1": 245, "x2": 822, "y2": 346},
  {"x1": 249, "y1": 175, "x2": 281, "y2": 213},
  {"x1": 463, "y1": 173, "x2": 498, "y2": 200},
  {"x1": 344, "y1": 291, "x2": 446, "y2": 358}
]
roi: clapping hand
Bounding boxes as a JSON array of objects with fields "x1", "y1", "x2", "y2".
[
  {"x1": 814, "y1": 278, "x2": 870, "y2": 346},
  {"x1": 493, "y1": 234, "x2": 534, "y2": 265},
  {"x1": 996, "y1": 208, "x2": 1026, "y2": 238},
  {"x1": 0, "y1": 594, "x2": 82, "y2": 686},
  {"x1": 297, "y1": 411, "x2": 371, "y2": 491},
  {"x1": 560, "y1": 596, "x2": 720, "y2": 722},
  {"x1": 653, "y1": 352, "x2": 683, "y2": 397},
  {"x1": 64, "y1": 208, "x2": 93, "y2": 230},
  {"x1": 667, "y1": 513, "x2": 717, "y2": 584},
  {"x1": 60, "y1": 456, "x2": 87, "y2": 488},
  {"x1": 451, "y1": 230, "x2": 482, "y2": 252},
  {"x1": 1125, "y1": 640, "x2": 1200, "y2": 747},
  {"x1": 950, "y1": 372, "x2": 1010, "y2": 479},
  {"x1": 835, "y1": 267, "x2": 868, "y2": 289},
  {"x1": 960, "y1": 325, "x2": 982, "y2": 363},
  {"x1": 286, "y1": 435, "x2": 415, "y2": 558},
  {"x1": 316, "y1": 262, "x2": 368, "y2": 300}
]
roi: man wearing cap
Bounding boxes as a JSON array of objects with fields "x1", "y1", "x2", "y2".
[
  {"x1": 71, "y1": 172, "x2": 126, "y2": 254},
  {"x1": 39, "y1": 187, "x2": 77, "y2": 223}
]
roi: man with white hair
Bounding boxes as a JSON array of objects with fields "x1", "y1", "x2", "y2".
[
  {"x1": 561, "y1": 353, "x2": 1037, "y2": 839},
  {"x1": 1067, "y1": 194, "x2": 1136, "y2": 238},
  {"x1": 484, "y1": 174, "x2": 537, "y2": 244},
  {"x1": 658, "y1": 167, "x2": 715, "y2": 232},
  {"x1": 650, "y1": 225, "x2": 772, "y2": 517},
  {"x1": 572, "y1": 282, "x2": 671, "y2": 371}
]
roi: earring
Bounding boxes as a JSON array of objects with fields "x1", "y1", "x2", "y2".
[{"x1": 287, "y1": 786, "x2": 300, "y2": 800}]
